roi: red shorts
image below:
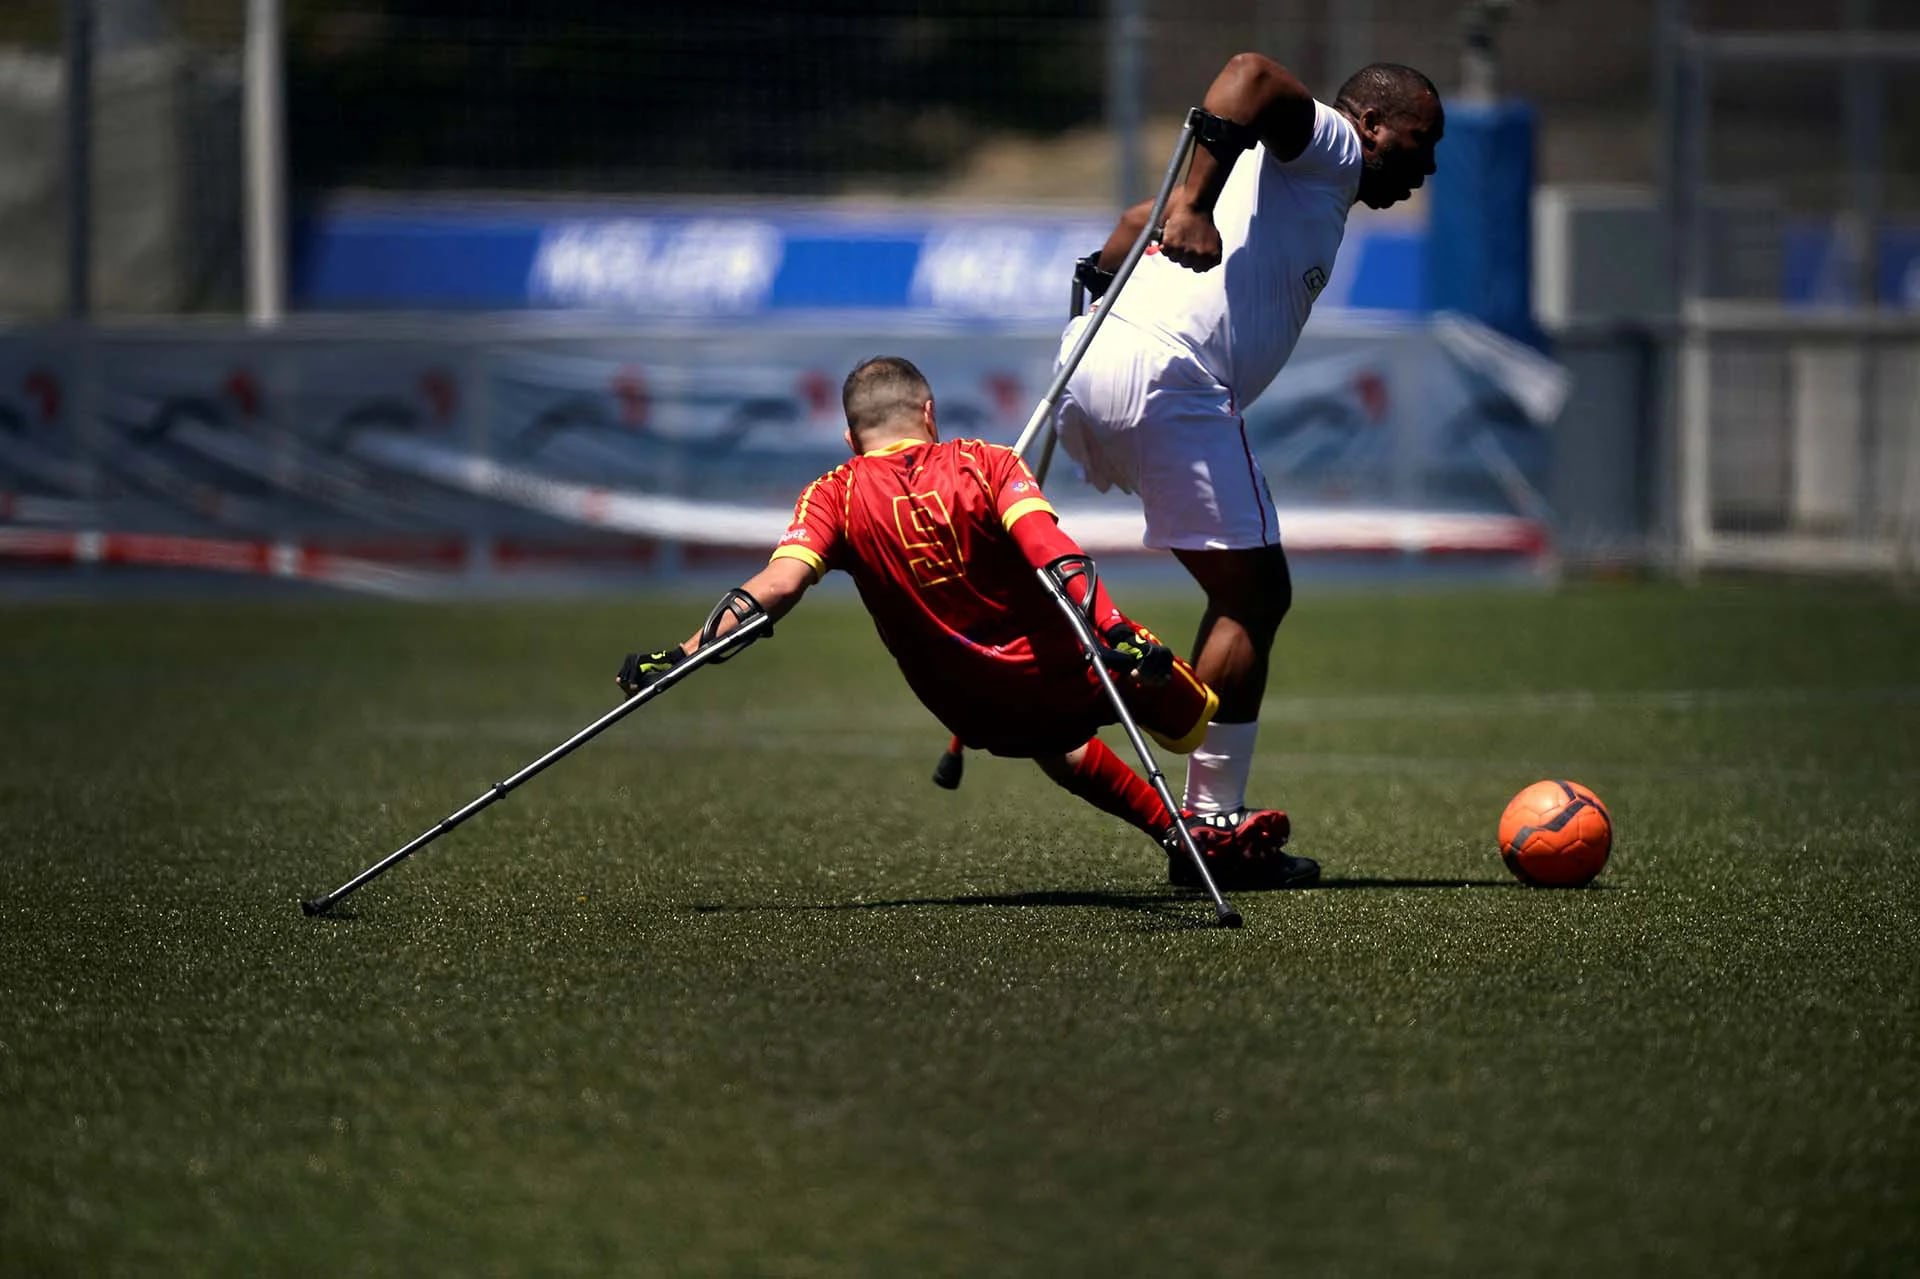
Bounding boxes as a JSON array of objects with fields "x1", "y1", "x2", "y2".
[{"x1": 926, "y1": 653, "x2": 1217, "y2": 759}]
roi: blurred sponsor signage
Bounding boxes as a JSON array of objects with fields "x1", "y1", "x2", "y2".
[{"x1": 293, "y1": 200, "x2": 1427, "y2": 316}]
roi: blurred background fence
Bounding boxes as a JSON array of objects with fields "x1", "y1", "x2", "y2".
[{"x1": 1, "y1": 0, "x2": 1917, "y2": 592}]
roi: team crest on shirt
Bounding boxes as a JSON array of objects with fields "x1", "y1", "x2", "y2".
[
  {"x1": 1011, "y1": 480, "x2": 1031, "y2": 493},
  {"x1": 1303, "y1": 266, "x2": 1328, "y2": 300}
]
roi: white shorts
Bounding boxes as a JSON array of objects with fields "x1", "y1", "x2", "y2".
[{"x1": 1055, "y1": 314, "x2": 1281, "y2": 552}]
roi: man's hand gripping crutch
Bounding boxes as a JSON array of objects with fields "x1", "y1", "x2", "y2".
[{"x1": 931, "y1": 108, "x2": 1208, "y2": 793}]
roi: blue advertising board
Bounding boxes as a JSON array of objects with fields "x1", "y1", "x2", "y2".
[{"x1": 292, "y1": 199, "x2": 1428, "y2": 318}]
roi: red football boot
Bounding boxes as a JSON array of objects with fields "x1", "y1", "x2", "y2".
[{"x1": 1162, "y1": 807, "x2": 1319, "y2": 889}]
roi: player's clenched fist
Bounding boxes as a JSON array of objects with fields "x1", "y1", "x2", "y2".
[
  {"x1": 1099, "y1": 622, "x2": 1175, "y2": 685},
  {"x1": 1156, "y1": 202, "x2": 1224, "y2": 273}
]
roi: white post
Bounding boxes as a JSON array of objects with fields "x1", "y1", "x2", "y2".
[
  {"x1": 64, "y1": 0, "x2": 94, "y2": 321},
  {"x1": 1898, "y1": 348, "x2": 1920, "y2": 581},
  {"x1": 1105, "y1": 0, "x2": 1144, "y2": 207},
  {"x1": 244, "y1": 0, "x2": 286, "y2": 326},
  {"x1": 1676, "y1": 319, "x2": 1713, "y2": 576}
]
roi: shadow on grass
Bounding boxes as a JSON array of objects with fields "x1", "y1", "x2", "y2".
[
  {"x1": 690, "y1": 875, "x2": 1535, "y2": 929},
  {"x1": 1315, "y1": 877, "x2": 1617, "y2": 892},
  {"x1": 694, "y1": 887, "x2": 1197, "y2": 924},
  {"x1": 698, "y1": 887, "x2": 1213, "y2": 925},
  {"x1": 1315, "y1": 877, "x2": 1520, "y2": 890}
]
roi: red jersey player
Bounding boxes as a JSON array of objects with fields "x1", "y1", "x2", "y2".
[{"x1": 617, "y1": 356, "x2": 1315, "y2": 888}]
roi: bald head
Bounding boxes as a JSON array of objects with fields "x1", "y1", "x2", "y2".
[
  {"x1": 842, "y1": 356, "x2": 936, "y2": 448},
  {"x1": 1335, "y1": 63, "x2": 1440, "y2": 123}
]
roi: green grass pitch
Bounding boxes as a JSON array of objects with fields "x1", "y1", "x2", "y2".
[{"x1": 2, "y1": 578, "x2": 1916, "y2": 1274}]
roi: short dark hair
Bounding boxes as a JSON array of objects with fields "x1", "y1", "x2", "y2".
[
  {"x1": 1335, "y1": 63, "x2": 1440, "y2": 121},
  {"x1": 842, "y1": 356, "x2": 933, "y2": 437}
]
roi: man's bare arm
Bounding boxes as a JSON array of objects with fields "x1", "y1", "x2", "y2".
[
  {"x1": 673, "y1": 556, "x2": 816, "y2": 654},
  {"x1": 1158, "y1": 52, "x2": 1316, "y2": 272},
  {"x1": 1094, "y1": 199, "x2": 1157, "y2": 274}
]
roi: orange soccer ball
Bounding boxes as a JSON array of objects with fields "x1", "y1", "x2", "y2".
[{"x1": 1497, "y1": 780, "x2": 1613, "y2": 887}]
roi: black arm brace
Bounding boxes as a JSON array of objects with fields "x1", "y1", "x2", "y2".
[
  {"x1": 698, "y1": 586, "x2": 772, "y2": 663},
  {"x1": 1191, "y1": 107, "x2": 1260, "y2": 166}
]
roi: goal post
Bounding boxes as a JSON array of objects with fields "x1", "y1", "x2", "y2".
[
  {"x1": 1665, "y1": 10, "x2": 1920, "y2": 578},
  {"x1": 1677, "y1": 302, "x2": 1920, "y2": 575}
]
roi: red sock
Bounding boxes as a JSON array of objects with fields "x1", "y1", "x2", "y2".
[{"x1": 1057, "y1": 737, "x2": 1171, "y2": 837}]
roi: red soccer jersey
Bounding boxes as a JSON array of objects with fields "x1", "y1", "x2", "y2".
[{"x1": 771, "y1": 437, "x2": 1092, "y2": 746}]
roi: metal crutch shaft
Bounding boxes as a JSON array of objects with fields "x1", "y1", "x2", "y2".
[
  {"x1": 300, "y1": 605, "x2": 773, "y2": 916},
  {"x1": 1010, "y1": 110, "x2": 1204, "y2": 460}
]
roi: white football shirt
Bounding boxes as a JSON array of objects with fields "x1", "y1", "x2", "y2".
[{"x1": 1109, "y1": 99, "x2": 1362, "y2": 408}]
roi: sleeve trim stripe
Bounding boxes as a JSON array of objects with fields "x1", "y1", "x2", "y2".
[
  {"x1": 1001, "y1": 497, "x2": 1056, "y2": 530},
  {"x1": 770, "y1": 544, "x2": 826, "y2": 582}
]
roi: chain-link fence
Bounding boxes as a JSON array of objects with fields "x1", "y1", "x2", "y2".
[
  {"x1": 1, "y1": 0, "x2": 1669, "y2": 321},
  {"x1": 5, "y1": 1, "x2": 1920, "y2": 312},
  {"x1": 286, "y1": 2, "x2": 1102, "y2": 197},
  {"x1": 272, "y1": 0, "x2": 1673, "y2": 201}
]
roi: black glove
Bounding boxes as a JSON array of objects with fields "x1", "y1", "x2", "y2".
[
  {"x1": 616, "y1": 645, "x2": 688, "y2": 697},
  {"x1": 1098, "y1": 621, "x2": 1174, "y2": 684}
]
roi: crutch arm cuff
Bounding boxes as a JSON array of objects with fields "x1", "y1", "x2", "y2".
[
  {"x1": 696, "y1": 586, "x2": 775, "y2": 663},
  {"x1": 1025, "y1": 532, "x2": 1124, "y2": 629},
  {"x1": 1040, "y1": 554, "x2": 1123, "y2": 634},
  {"x1": 1187, "y1": 106, "x2": 1260, "y2": 164}
]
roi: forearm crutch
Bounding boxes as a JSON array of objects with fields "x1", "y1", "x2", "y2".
[
  {"x1": 1037, "y1": 555, "x2": 1242, "y2": 929},
  {"x1": 300, "y1": 590, "x2": 773, "y2": 916}
]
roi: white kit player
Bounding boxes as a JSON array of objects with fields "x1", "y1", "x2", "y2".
[{"x1": 1057, "y1": 55, "x2": 1444, "y2": 877}]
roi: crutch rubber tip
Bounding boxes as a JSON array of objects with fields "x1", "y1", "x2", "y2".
[
  {"x1": 300, "y1": 898, "x2": 329, "y2": 917},
  {"x1": 932, "y1": 749, "x2": 964, "y2": 790},
  {"x1": 1218, "y1": 907, "x2": 1244, "y2": 929}
]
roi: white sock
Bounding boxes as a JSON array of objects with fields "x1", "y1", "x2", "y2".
[{"x1": 1184, "y1": 719, "x2": 1260, "y2": 814}]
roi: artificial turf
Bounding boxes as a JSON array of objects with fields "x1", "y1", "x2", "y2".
[{"x1": 1, "y1": 578, "x2": 1916, "y2": 1275}]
